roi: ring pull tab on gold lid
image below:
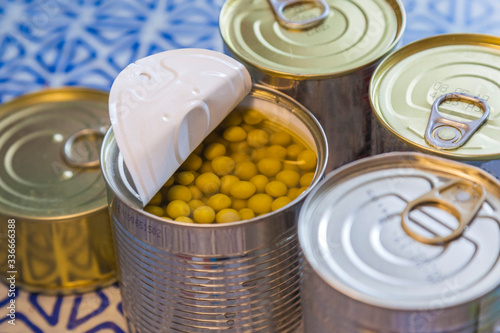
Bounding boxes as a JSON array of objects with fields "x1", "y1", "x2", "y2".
[
  {"x1": 425, "y1": 93, "x2": 490, "y2": 150},
  {"x1": 62, "y1": 125, "x2": 109, "y2": 168},
  {"x1": 266, "y1": 0, "x2": 330, "y2": 29},
  {"x1": 401, "y1": 179, "x2": 486, "y2": 245}
]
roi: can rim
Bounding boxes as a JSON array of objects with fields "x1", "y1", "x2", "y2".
[
  {"x1": 219, "y1": 0, "x2": 406, "y2": 80},
  {"x1": 0, "y1": 86, "x2": 109, "y2": 111},
  {"x1": 369, "y1": 32, "x2": 500, "y2": 161},
  {"x1": 0, "y1": 86, "x2": 110, "y2": 220},
  {"x1": 299, "y1": 152, "x2": 500, "y2": 310},
  {"x1": 101, "y1": 84, "x2": 328, "y2": 229}
]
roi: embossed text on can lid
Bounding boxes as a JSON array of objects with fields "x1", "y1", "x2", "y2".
[
  {"x1": 0, "y1": 87, "x2": 110, "y2": 219},
  {"x1": 220, "y1": 0, "x2": 405, "y2": 79},
  {"x1": 298, "y1": 152, "x2": 500, "y2": 310},
  {"x1": 370, "y1": 33, "x2": 500, "y2": 160}
]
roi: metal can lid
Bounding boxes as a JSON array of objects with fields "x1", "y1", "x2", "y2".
[
  {"x1": 0, "y1": 88, "x2": 109, "y2": 219},
  {"x1": 299, "y1": 152, "x2": 500, "y2": 310},
  {"x1": 220, "y1": 0, "x2": 405, "y2": 79},
  {"x1": 370, "y1": 33, "x2": 500, "y2": 160}
]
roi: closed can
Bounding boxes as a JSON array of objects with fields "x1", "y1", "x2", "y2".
[
  {"x1": 299, "y1": 152, "x2": 500, "y2": 332},
  {"x1": 220, "y1": 0, "x2": 405, "y2": 171},
  {"x1": 0, "y1": 88, "x2": 116, "y2": 293},
  {"x1": 101, "y1": 85, "x2": 327, "y2": 332},
  {"x1": 370, "y1": 33, "x2": 500, "y2": 179}
]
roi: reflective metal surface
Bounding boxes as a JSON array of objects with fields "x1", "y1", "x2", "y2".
[
  {"x1": 0, "y1": 87, "x2": 116, "y2": 293},
  {"x1": 370, "y1": 34, "x2": 500, "y2": 178},
  {"x1": 299, "y1": 152, "x2": 500, "y2": 332},
  {"x1": 401, "y1": 179, "x2": 486, "y2": 245},
  {"x1": 101, "y1": 85, "x2": 327, "y2": 332},
  {"x1": 266, "y1": 0, "x2": 330, "y2": 29},
  {"x1": 220, "y1": 0, "x2": 405, "y2": 171},
  {"x1": 425, "y1": 93, "x2": 490, "y2": 150}
]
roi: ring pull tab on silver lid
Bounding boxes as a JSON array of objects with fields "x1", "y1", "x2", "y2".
[
  {"x1": 267, "y1": 0, "x2": 330, "y2": 29},
  {"x1": 425, "y1": 93, "x2": 490, "y2": 150},
  {"x1": 401, "y1": 179, "x2": 486, "y2": 246},
  {"x1": 62, "y1": 126, "x2": 109, "y2": 168}
]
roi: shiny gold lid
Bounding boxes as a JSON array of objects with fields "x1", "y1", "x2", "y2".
[
  {"x1": 219, "y1": 0, "x2": 405, "y2": 79},
  {"x1": 0, "y1": 87, "x2": 110, "y2": 219},
  {"x1": 370, "y1": 34, "x2": 500, "y2": 160}
]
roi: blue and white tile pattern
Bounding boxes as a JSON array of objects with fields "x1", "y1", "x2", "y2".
[{"x1": 1, "y1": 0, "x2": 500, "y2": 332}]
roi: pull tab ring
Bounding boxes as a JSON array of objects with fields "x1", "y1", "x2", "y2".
[
  {"x1": 401, "y1": 180, "x2": 486, "y2": 245},
  {"x1": 425, "y1": 93, "x2": 490, "y2": 150},
  {"x1": 62, "y1": 126, "x2": 109, "y2": 168},
  {"x1": 267, "y1": 0, "x2": 330, "y2": 30}
]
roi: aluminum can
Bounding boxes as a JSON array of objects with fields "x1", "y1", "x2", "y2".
[
  {"x1": 100, "y1": 85, "x2": 327, "y2": 333},
  {"x1": 0, "y1": 88, "x2": 116, "y2": 294},
  {"x1": 219, "y1": 0, "x2": 405, "y2": 171},
  {"x1": 299, "y1": 152, "x2": 500, "y2": 332},
  {"x1": 370, "y1": 33, "x2": 500, "y2": 179}
]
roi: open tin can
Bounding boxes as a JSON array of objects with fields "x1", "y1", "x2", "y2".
[
  {"x1": 0, "y1": 88, "x2": 116, "y2": 294},
  {"x1": 370, "y1": 33, "x2": 500, "y2": 179},
  {"x1": 101, "y1": 84, "x2": 327, "y2": 332},
  {"x1": 220, "y1": 0, "x2": 405, "y2": 171},
  {"x1": 299, "y1": 152, "x2": 500, "y2": 332}
]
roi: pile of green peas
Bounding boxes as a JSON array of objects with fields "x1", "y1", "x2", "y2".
[{"x1": 144, "y1": 107, "x2": 317, "y2": 224}]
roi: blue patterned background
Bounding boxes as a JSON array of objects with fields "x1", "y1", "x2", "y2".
[{"x1": 1, "y1": 0, "x2": 500, "y2": 332}]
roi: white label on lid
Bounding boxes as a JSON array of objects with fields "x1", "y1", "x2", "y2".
[{"x1": 109, "y1": 48, "x2": 252, "y2": 206}]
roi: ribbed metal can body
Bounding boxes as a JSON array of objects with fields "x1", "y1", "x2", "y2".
[
  {"x1": 302, "y1": 261, "x2": 500, "y2": 333},
  {"x1": 112, "y1": 199, "x2": 301, "y2": 333},
  {"x1": 101, "y1": 86, "x2": 327, "y2": 332},
  {"x1": 299, "y1": 152, "x2": 500, "y2": 332},
  {"x1": 219, "y1": 0, "x2": 405, "y2": 171}
]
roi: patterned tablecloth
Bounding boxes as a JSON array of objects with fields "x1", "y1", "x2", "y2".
[{"x1": 1, "y1": 0, "x2": 499, "y2": 332}]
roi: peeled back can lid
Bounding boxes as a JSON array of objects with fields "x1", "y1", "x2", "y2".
[
  {"x1": 108, "y1": 48, "x2": 252, "y2": 206},
  {"x1": 0, "y1": 87, "x2": 109, "y2": 219},
  {"x1": 219, "y1": 0, "x2": 405, "y2": 79},
  {"x1": 299, "y1": 152, "x2": 500, "y2": 310},
  {"x1": 370, "y1": 33, "x2": 500, "y2": 161}
]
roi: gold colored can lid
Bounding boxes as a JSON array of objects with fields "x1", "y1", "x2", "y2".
[
  {"x1": 219, "y1": 0, "x2": 405, "y2": 79},
  {"x1": 0, "y1": 87, "x2": 109, "y2": 219},
  {"x1": 370, "y1": 34, "x2": 500, "y2": 161}
]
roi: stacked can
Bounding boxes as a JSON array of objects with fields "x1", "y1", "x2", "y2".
[
  {"x1": 0, "y1": 88, "x2": 115, "y2": 293},
  {"x1": 220, "y1": 0, "x2": 405, "y2": 171},
  {"x1": 370, "y1": 33, "x2": 500, "y2": 179},
  {"x1": 299, "y1": 152, "x2": 500, "y2": 332},
  {"x1": 101, "y1": 84, "x2": 327, "y2": 332}
]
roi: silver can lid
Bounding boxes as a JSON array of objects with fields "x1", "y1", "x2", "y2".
[
  {"x1": 299, "y1": 152, "x2": 500, "y2": 310},
  {"x1": 0, "y1": 87, "x2": 109, "y2": 219}
]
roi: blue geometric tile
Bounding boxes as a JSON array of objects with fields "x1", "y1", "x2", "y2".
[
  {"x1": 401, "y1": 0, "x2": 500, "y2": 44},
  {"x1": 29, "y1": 293, "x2": 63, "y2": 326},
  {"x1": 107, "y1": 38, "x2": 141, "y2": 72},
  {"x1": 35, "y1": 38, "x2": 65, "y2": 72},
  {"x1": 0, "y1": 64, "x2": 45, "y2": 85},
  {"x1": 67, "y1": 290, "x2": 110, "y2": 330},
  {"x1": 64, "y1": 67, "x2": 115, "y2": 90},
  {"x1": 85, "y1": 322, "x2": 126, "y2": 333},
  {"x1": 117, "y1": 302, "x2": 123, "y2": 315},
  {"x1": 95, "y1": 2, "x2": 147, "y2": 22},
  {"x1": 465, "y1": 0, "x2": 493, "y2": 25},
  {"x1": 0, "y1": 312, "x2": 43, "y2": 333},
  {"x1": 64, "y1": 38, "x2": 97, "y2": 72},
  {"x1": 86, "y1": 25, "x2": 139, "y2": 45},
  {"x1": 0, "y1": 35, "x2": 26, "y2": 68},
  {"x1": 0, "y1": 0, "x2": 499, "y2": 331}
]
